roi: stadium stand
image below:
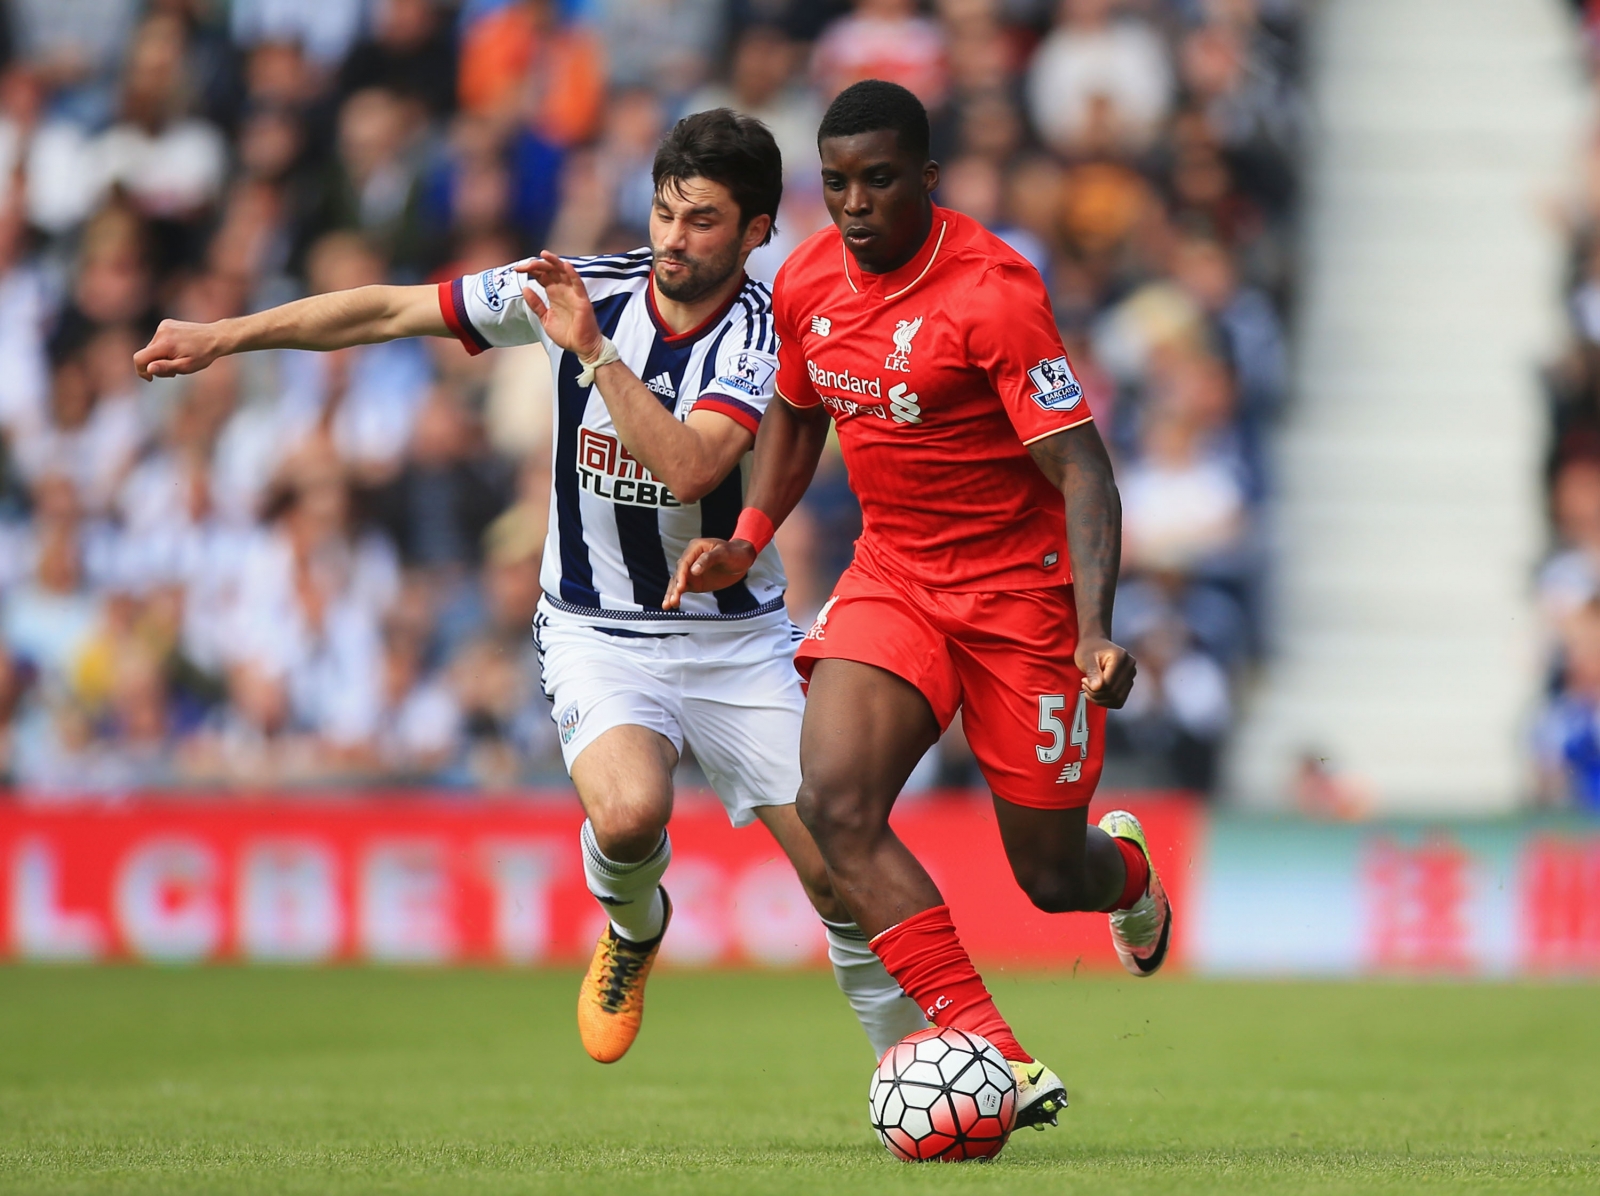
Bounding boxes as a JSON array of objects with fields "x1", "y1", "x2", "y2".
[{"x1": 0, "y1": 0, "x2": 1304, "y2": 796}]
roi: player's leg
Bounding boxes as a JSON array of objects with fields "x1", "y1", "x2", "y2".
[
  {"x1": 953, "y1": 587, "x2": 1172, "y2": 977},
  {"x1": 794, "y1": 658, "x2": 944, "y2": 931},
  {"x1": 677, "y1": 623, "x2": 926, "y2": 1058},
  {"x1": 989, "y1": 800, "x2": 1124, "y2": 915},
  {"x1": 991, "y1": 797, "x2": 1170, "y2": 974},
  {"x1": 538, "y1": 616, "x2": 682, "y2": 1062},
  {"x1": 793, "y1": 574, "x2": 1069, "y2": 1126},
  {"x1": 754, "y1": 803, "x2": 929, "y2": 1057},
  {"x1": 569, "y1": 725, "x2": 677, "y2": 943},
  {"x1": 797, "y1": 659, "x2": 1037, "y2": 1063}
]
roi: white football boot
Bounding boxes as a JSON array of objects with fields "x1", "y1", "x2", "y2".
[
  {"x1": 1010, "y1": 1059, "x2": 1068, "y2": 1130},
  {"x1": 1098, "y1": 810, "x2": 1172, "y2": 977}
]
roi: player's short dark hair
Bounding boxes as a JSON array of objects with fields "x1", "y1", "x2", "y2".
[
  {"x1": 817, "y1": 80, "x2": 930, "y2": 163},
  {"x1": 653, "y1": 108, "x2": 782, "y2": 247}
]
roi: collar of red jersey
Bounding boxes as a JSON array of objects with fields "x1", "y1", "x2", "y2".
[{"x1": 841, "y1": 210, "x2": 949, "y2": 302}]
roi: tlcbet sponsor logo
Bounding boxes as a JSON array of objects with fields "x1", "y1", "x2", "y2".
[{"x1": 576, "y1": 427, "x2": 681, "y2": 508}]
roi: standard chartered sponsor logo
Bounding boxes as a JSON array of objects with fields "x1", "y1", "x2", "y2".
[
  {"x1": 809, "y1": 360, "x2": 924, "y2": 426},
  {"x1": 888, "y1": 382, "x2": 922, "y2": 424},
  {"x1": 807, "y1": 359, "x2": 881, "y2": 397}
]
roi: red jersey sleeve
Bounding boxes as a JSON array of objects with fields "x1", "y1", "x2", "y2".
[
  {"x1": 772, "y1": 260, "x2": 823, "y2": 409},
  {"x1": 966, "y1": 261, "x2": 1092, "y2": 445}
]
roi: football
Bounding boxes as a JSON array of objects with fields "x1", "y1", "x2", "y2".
[{"x1": 868, "y1": 1026, "x2": 1019, "y2": 1162}]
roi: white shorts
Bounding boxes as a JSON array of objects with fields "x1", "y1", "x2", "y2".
[{"x1": 534, "y1": 605, "x2": 805, "y2": 827}]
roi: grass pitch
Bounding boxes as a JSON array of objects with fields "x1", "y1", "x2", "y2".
[{"x1": 0, "y1": 967, "x2": 1595, "y2": 1194}]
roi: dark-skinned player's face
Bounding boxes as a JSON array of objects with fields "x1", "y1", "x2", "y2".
[{"x1": 818, "y1": 129, "x2": 939, "y2": 274}]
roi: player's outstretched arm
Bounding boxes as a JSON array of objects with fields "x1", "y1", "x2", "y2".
[
  {"x1": 1028, "y1": 422, "x2": 1138, "y2": 709},
  {"x1": 519, "y1": 252, "x2": 749, "y2": 504},
  {"x1": 133, "y1": 285, "x2": 448, "y2": 380},
  {"x1": 664, "y1": 397, "x2": 830, "y2": 608}
]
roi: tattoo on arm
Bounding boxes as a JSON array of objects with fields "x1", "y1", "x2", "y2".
[{"x1": 1028, "y1": 423, "x2": 1121, "y2": 642}]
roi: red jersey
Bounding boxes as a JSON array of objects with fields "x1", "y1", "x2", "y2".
[{"x1": 772, "y1": 206, "x2": 1093, "y2": 591}]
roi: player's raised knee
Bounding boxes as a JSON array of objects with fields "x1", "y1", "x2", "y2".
[{"x1": 585, "y1": 801, "x2": 669, "y2": 863}]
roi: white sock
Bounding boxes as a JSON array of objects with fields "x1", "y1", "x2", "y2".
[
  {"x1": 823, "y1": 919, "x2": 930, "y2": 1059},
  {"x1": 580, "y1": 819, "x2": 670, "y2": 944}
]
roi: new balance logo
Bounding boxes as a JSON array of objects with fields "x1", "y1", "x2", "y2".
[
  {"x1": 645, "y1": 372, "x2": 676, "y2": 399},
  {"x1": 811, "y1": 315, "x2": 831, "y2": 337},
  {"x1": 1057, "y1": 761, "x2": 1083, "y2": 784}
]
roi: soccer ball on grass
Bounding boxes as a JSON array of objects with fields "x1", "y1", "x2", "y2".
[{"x1": 868, "y1": 1026, "x2": 1018, "y2": 1162}]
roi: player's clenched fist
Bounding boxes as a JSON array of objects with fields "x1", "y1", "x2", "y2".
[
  {"x1": 1075, "y1": 637, "x2": 1136, "y2": 709},
  {"x1": 134, "y1": 319, "x2": 225, "y2": 381},
  {"x1": 664, "y1": 537, "x2": 757, "y2": 609}
]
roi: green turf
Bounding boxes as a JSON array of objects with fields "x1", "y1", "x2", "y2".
[{"x1": 0, "y1": 967, "x2": 1595, "y2": 1194}]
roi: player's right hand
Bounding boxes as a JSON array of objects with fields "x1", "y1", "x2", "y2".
[
  {"x1": 134, "y1": 320, "x2": 224, "y2": 381},
  {"x1": 664, "y1": 538, "x2": 756, "y2": 608}
]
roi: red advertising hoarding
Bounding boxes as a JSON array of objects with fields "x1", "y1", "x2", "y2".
[{"x1": 0, "y1": 793, "x2": 1199, "y2": 969}]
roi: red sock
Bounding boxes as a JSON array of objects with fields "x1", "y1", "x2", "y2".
[
  {"x1": 869, "y1": 905, "x2": 1032, "y2": 1064},
  {"x1": 1108, "y1": 837, "x2": 1149, "y2": 911}
]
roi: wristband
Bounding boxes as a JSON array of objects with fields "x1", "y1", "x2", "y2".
[
  {"x1": 732, "y1": 508, "x2": 775, "y2": 554},
  {"x1": 575, "y1": 336, "x2": 621, "y2": 386}
]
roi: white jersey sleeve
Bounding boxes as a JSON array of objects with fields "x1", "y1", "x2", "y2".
[
  {"x1": 437, "y1": 260, "x2": 547, "y2": 354},
  {"x1": 687, "y1": 280, "x2": 778, "y2": 435}
]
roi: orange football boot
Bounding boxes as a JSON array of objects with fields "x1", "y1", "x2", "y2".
[{"x1": 576, "y1": 889, "x2": 672, "y2": 1063}]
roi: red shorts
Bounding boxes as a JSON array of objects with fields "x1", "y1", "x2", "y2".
[{"x1": 793, "y1": 552, "x2": 1106, "y2": 810}]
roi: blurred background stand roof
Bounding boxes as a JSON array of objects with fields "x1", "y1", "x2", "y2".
[{"x1": 1227, "y1": 0, "x2": 1588, "y2": 813}]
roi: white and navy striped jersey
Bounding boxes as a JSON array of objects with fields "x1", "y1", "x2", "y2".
[{"x1": 438, "y1": 248, "x2": 788, "y2": 631}]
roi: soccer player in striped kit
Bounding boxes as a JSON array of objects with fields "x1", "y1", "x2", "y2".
[{"x1": 133, "y1": 109, "x2": 925, "y2": 1065}]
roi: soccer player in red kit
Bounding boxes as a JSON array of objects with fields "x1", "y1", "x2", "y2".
[{"x1": 666, "y1": 81, "x2": 1172, "y2": 1129}]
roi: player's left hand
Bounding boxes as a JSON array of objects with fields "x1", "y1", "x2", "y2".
[
  {"x1": 1076, "y1": 637, "x2": 1136, "y2": 709},
  {"x1": 518, "y1": 252, "x2": 605, "y2": 360},
  {"x1": 664, "y1": 537, "x2": 757, "y2": 608}
]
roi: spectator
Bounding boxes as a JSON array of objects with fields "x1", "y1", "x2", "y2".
[
  {"x1": 1027, "y1": 0, "x2": 1174, "y2": 157},
  {"x1": 1170, "y1": 232, "x2": 1288, "y2": 422},
  {"x1": 372, "y1": 617, "x2": 462, "y2": 779},
  {"x1": 812, "y1": 0, "x2": 949, "y2": 107},
  {"x1": 222, "y1": 448, "x2": 394, "y2": 764},
  {"x1": 591, "y1": 88, "x2": 667, "y2": 239},
  {"x1": 338, "y1": 0, "x2": 458, "y2": 121},
  {"x1": 1540, "y1": 455, "x2": 1600, "y2": 625},
  {"x1": 457, "y1": 0, "x2": 604, "y2": 149},
  {"x1": 306, "y1": 88, "x2": 428, "y2": 272},
  {"x1": 1120, "y1": 407, "x2": 1247, "y2": 575},
  {"x1": 0, "y1": 189, "x2": 51, "y2": 444},
  {"x1": 2, "y1": 515, "x2": 101, "y2": 687},
  {"x1": 95, "y1": 13, "x2": 228, "y2": 268},
  {"x1": 7, "y1": 0, "x2": 141, "y2": 124},
  {"x1": 1107, "y1": 608, "x2": 1233, "y2": 791},
  {"x1": 13, "y1": 332, "x2": 146, "y2": 516},
  {"x1": 368, "y1": 386, "x2": 515, "y2": 575},
  {"x1": 1536, "y1": 599, "x2": 1600, "y2": 811},
  {"x1": 687, "y1": 25, "x2": 822, "y2": 187},
  {"x1": 231, "y1": 0, "x2": 366, "y2": 70},
  {"x1": 598, "y1": 0, "x2": 724, "y2": 97},
  {"x1": 938, "y1": 154, "x2": 1050, "y2": 277},
  {"x1": 273, "y1": 232, "x2": 433, "y2": 478}
]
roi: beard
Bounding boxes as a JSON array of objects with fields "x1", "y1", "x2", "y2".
[{"x1": 651, "y1": 238, "x2": 743, "y2": 304}]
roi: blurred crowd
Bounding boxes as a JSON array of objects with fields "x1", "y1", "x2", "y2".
[
  {"x1": 0, "y1": 0, "x2": 1303, "y2": 798},
  {"x1": 1532, "y1": 1, "x2": 1600, "y2": 812}
]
